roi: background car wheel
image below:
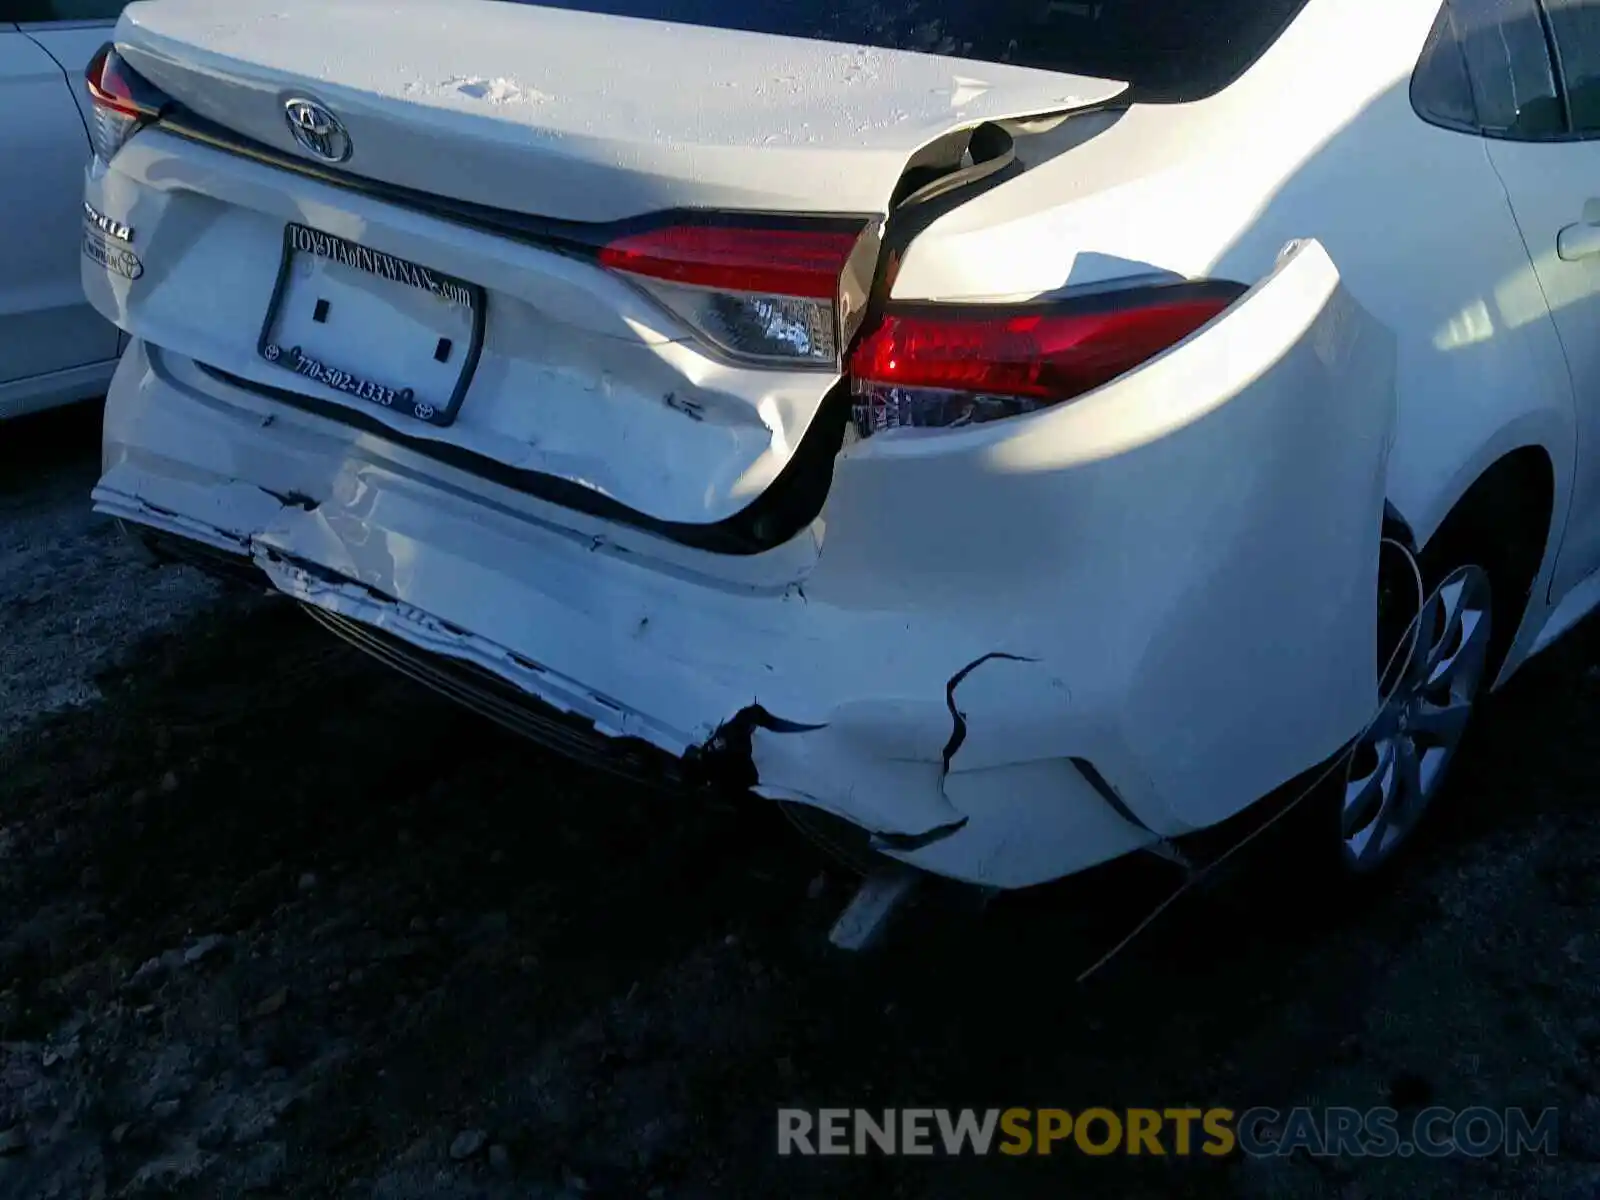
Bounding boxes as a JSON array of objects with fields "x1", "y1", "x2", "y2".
[{"x1": 1338, "y1": 559, "x2": 1493, "y2": 874}]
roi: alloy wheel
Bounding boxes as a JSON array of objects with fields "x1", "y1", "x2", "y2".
[{"x1": 1340, "y1": 564, "x2": 1493, "y2": 872}]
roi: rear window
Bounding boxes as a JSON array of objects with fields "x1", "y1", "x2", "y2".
[{"x1": 511, "y1": 0, "x2": 1313, "y2": 102}]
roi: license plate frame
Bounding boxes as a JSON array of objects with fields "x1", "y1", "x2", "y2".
[{"x1": 256, "y1": 224, "x2": 487, "y2": 428}]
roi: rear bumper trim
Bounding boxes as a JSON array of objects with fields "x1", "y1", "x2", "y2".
[{"x1": 301, "y1": 603, "x2": 691, "y2": 791}]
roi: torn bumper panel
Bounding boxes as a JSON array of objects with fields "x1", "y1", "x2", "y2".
[{"x1": 95, "y1": 239, "x2": 1396, "y2": 890}]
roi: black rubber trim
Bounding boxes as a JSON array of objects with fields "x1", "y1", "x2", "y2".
[
  {"x1": 197, "y1": 360, "x2": 843, "y2": 556},
  {"x1": 1536, "y1": 0, "x2": 1575, "y2": 135},
  {"x1": 155, "y1": 106, "x2": 874, "y2": 253}
]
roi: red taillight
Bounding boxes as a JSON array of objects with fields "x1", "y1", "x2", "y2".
[
  {"x1": 85, "y1": 45, "x2": 165, "y2": 165},
  {"x1": 86, "y1": 45, "x2": 147, "y2": 117},
  {"x1": 599, "y1": 226, "x2": 861, "y2": 299},
  {"x1": 846, "y1": 285, "x2": 1244, "y2": 436},
  {"x1": 598, "y1": 222, "x2": 874, "y2": 367}
]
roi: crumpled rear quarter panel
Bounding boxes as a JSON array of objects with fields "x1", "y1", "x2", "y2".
[{"x1": 96, "y1": 240, "x2": 1394, "y2": 887}]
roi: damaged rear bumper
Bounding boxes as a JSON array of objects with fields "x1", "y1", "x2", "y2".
[
  {"x1": 96, "y1": 387, "x2": 1158, "y2": 886},
  {"x1": 96, "y1": 241, "x2": 1396, "y2": 889}
]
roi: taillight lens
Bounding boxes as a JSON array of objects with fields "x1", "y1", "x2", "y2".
[
  {"x1": 846, "y1": 282, "x2": 1246, "y2": 437},
  {"x1": 85, "y1": 44, "x2": 166, "y2": 167},
  {"x1": 598, "y1": 222, "x2": 875, "y2": 367}
]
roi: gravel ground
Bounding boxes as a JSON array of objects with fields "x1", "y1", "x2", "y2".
[
  {"x1": 0, "y1": 403, "x2": 220, "y2": 743},
  {"x1": 5, "y1": 402, "x2": 1600, "y2": 1199}
]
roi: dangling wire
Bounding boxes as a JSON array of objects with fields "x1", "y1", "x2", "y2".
[{"x1": 1075, "y1": 536, "x2": 1429, "y2": 984}]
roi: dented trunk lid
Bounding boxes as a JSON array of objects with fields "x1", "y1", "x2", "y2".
[
  {"x1": 112, "y1": 0, "x2": 1127, "y2": 223},
  {"x1": 94, "y1": 0, "x2": 1127, "y2": 535}
]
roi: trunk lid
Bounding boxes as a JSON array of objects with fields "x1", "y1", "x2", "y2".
[
  {"x1": 113, "y1": 0, "x2": 1127, "y2": 222},
  {"x1": 92, "y1": 0, "x2": 1128, "y2": 539}
]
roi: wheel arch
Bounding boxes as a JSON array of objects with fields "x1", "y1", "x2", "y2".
[{"x1": 1391, "y1": 443, "x2": 1557, "y2": 682}]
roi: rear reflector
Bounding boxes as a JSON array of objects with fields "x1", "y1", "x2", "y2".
[
  {"x1": 847, "y1": 283, "x2": 1245, "y2": 436},
  {"x1": 599, "y1": 222, "x2": 874, "y2": 368},
  {"x1": 85, "y1": 45, "x2": 167, "y2": 166}
]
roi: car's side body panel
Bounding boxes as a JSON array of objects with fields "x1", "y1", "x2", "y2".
[
  {"x1": 1488, "y1": 142, "x2": 1600, "y2": 601},
  {"x1": 22, "y1": 18, "x2": 117, "y2": 133},
  {"x1": 893, "y1": 0, "x2": 1579, "y2": 688},
  {"x1": 0, "y1": 25, "x2": 118, "y2": 414}
]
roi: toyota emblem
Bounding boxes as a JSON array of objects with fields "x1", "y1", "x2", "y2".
[{"x1": 283, "y1": 98, "x2": 351, "y2": 164}]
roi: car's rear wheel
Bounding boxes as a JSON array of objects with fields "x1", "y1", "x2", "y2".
[{"x1": 1337, "y1": 552, "x2": 1494, "y2": 874}]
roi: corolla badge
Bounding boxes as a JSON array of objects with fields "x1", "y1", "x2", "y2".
[
  {"x1": 83, "y1": 201, "x2": 132, "y2": 243},
  {"x1": 283, "y1": 98, "x2": 351, "y2": 163}
]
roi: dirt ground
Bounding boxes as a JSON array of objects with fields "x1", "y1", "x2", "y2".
[{"x1": 5, "y1": 401, "x2": 1600, "y2": 1200}]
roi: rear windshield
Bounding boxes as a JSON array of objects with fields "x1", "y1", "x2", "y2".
[{"x1": 510, "y1": 0, "x2": 1313, "y2": 101}]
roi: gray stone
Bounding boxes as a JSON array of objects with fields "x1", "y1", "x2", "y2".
[
  {"x1": 249, "y1": 987, "x2": 289, "y2": 1019},
  {"x1": 448, "y1": 1129, "x2": 487, "y2": 1161},
  {"x1": 184, "y1": 934, "x2": 227, "y2": 965}
]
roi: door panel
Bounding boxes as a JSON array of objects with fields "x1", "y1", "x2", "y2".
[
  {"x1": 0, "y1": 29, "x2": 116, "y2": 386},
  {"x1": 23, "y1": 20, "x2": 117, "y2": 133},
  {"x1": 1487, "y1": 1, "x2": 1600, "y2": 593}
]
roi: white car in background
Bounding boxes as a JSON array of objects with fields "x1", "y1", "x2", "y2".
[
  {"x1": 2, "y1": 2, "x2": 125, "y2": 419},
  {"x1": 77, "y1": 0, "x2": 1600, "y2": 942}
]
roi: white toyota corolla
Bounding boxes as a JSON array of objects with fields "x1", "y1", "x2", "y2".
[{"x1": 80, "y1": 0, "x2": 1600, "y2": 937}]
